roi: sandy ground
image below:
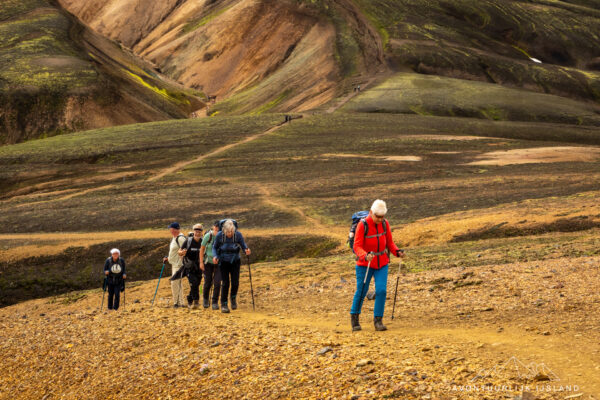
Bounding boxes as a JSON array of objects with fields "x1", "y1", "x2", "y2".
[
  {"x1": 0, "y1": 255, "x2": 598, "y2": 399},
  {"x1": 323, "y1": 153, "x2": 423, "y2": 162},
  {"x1": 467, "y1": 146, "x2": 600, "y2": 166}
]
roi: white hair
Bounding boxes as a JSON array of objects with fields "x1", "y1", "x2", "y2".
[
  {"x1": 371, "y1": 199, "x2": 387, "y2": 216},
  {"x1": 222, "y1": 219, "x2": 236, "y2": 234},
  {"x1": 110, "y1": 248, "x2": 120, "y2": 255}
]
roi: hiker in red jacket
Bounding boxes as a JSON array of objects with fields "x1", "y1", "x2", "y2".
[{"x1": 351, "y1": 199, "x2": 405, "y2": 331}]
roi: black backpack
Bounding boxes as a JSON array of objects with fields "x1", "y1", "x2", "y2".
[
  {"x1": 218, "y1": 219, "x2": 238, "y2": 231},
  {"x1": 218, "y1": 219, "x2": 239, "y2": 245}
]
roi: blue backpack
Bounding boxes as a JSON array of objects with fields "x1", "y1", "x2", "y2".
[
  {"x1": 347, "y1": 211, "x2": 389, "y2": 254},
  {"x1": 347, "y1": 211, "x2": 369, "y2": 252}
]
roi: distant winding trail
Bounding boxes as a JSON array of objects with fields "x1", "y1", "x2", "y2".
[
  {"x1": 147, "y1": 123, "x2": 287, "y2": 182},
  {"x1": 256, "y1": 184, "x2": 347, "y2": 241},
  {"x1": 326, "y1": 77, "x2": 377, "y2": 114},
  {"x1": 147, "y1": 73, "x2": 376, "y2": 181}
]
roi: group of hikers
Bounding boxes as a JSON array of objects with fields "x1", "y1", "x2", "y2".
[{"x1": 102, "y1": 200, "x2": 405, "y2": 332}]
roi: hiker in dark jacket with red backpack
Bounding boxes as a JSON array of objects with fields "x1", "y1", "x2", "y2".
[{"x1": 351, "y1": 199, "x2": 405, "y2": 331}]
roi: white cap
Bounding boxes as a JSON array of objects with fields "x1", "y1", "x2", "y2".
[
  {"x1": 371, "y1": 199, "x2": 387, "y2": 216},
  {"x1": 110, "y1": 248, "x2": 120, "y2": 255}
]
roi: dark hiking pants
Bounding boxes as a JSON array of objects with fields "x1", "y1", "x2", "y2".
[
  {"x1": 186, "y1": 269, "x2": 201, "y2": 304},
  {"x1": 220, "y1": 259, "x2": 240, "y2": 305},
  {"x1": 108, "y1": 282, "x2": 121, "y2": 310},
  {"x1": 203, "y1": 263, "x2": 221, "y2": 304}
]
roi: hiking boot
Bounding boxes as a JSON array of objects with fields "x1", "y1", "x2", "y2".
[
  {"x1": 203, "y1": 298, "x2": 210, "y2": 308},
  {"x1": 212, "y1": 303, "x2": 219, "y2": 310},
  {"x1": 173, "y1": 304, "x2": 179, "y2": 309},
  {"x1": 221, "y1": 303, "x2": 230, "y2": 313},
  {"x1": 230, "y1": 296, "x2": 237, "y2": 310},
  {"x1": 192, "y1": 300, "x2": 200, "y2": 309},
  {"x1": 374, "y1": 316, "x2": 387, "y2": 331},
  {"x1": 351, "y1": 314, "x2": 361, "y2": 331}
]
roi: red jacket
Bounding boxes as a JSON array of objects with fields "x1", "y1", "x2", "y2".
[{"x1": 353, "y1": 214, "x2": 400, "y2": 269}]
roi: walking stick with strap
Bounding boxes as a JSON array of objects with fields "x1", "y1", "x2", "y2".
[
  {"x1": 100, "y1": 277, "x2": 107, "y2": 311},
  {"x1": 356, "y1": 254, "x2": 373, "y2": 314},
  {"x1": 247, "y1": 254, "x2": 256, "y2": 311},
  {"x1": 152, "y1": 263, "x2": 166, "y2": 306},
  {"x1": 391, "y1": 260, "x2": 404, "y2": 320}
]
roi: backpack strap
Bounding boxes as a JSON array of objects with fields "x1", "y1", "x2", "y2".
[
  {"x1": 364, "y1": 219, "x2": 388, "y2": 239},
  {"x1": 175, "y1": 234, "x2": 186, "y2": 247}
]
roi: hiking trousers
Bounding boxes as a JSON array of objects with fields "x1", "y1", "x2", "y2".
[
  {"x1": 220, "y1": 259, "x2": 240, "y2": 305},
  {"x1": 171, "y1": 265, "x2": 185, "y2": 307},
  {"x1": 107, "y1": 282, "x2": 121, "y2": 310},
  {"x1": 351, "y1": 264, "x2": 389, "y2": 317},
  {"x1": 187, "y1": 268, "x2": 202, "y2": 304},
  {"x1": 203, "y1": 263, "x2": 221, "y2": 304}
]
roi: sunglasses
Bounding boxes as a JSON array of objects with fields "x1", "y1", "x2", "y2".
[
  {"x1": 194, "y1": 228, "x2": 203, "y2": 231},
  {"x1": 374, "y1": 214, "x2": 385, "y2": 219}
]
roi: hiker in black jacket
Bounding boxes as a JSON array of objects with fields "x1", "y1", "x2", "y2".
[
  {"x1": 178, "y1": 224, "x2": 204, "y2": 309},
  {"x1": 104, "y1": 248, "x2": 126, "y2": 311}
]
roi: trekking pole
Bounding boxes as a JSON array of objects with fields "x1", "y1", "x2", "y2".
[
  {"x1": 100, "y1": 277, "x2": 107, "y2": 311},
  {"x1": 152, "y1": 262, "x2": 166, "y2": 306},
  {"x1": 391, "y1": 260, "x2": 404, "y2": 320},
  {"x1": 356, "y1": 254, "x2": 373, "y2": 314},
  {"x1": 247, "y1": 254, "x2": 256, "y2": 311},
  {"x1": 122, "y1": 280, "x2": 126, "y2": 311}
]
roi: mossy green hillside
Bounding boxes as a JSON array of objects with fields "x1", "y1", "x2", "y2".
[{"x1": 341, "y1": 73, "x2": 600, "y2": 126}]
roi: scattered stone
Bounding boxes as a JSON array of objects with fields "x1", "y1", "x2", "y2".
[
  {"x1": 134, "y1": 299, "x2": 140, "y2": 303},
  {"x1": 199, "y1": 364, "x2": 210, "y2": 375},
  {"x1": 541, "y1": 331, "x2": 551, "y2": 336},
  {"x1": 356, "y1": 359, "x2": 374, "y2": 367},
  {"x1": 534, "y1": 299, "x2": 546, "y2": 307},
  {"x1": 317, "y1": 346, "x2": 333, "y2": 355},
  {"x1": 210, "y1": 341, "x2": 220, "y2": 348},
  {"x1": 534, "y1": 372, "x2": 550, "y2": 381},
  {"x1": 564, "y1": 393, "x2": 583, "y2": 399}
]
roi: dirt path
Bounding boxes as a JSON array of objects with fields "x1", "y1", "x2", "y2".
[
  {"x1": 256, "y1": 184, "x2": 347, "y2": 240},
  {"x1": 2, "y1": 259, "x2": 597, "y2": 399},
  {"x1": 147, "y1": 123, "x2": 287, "y2": 182},
  {"x1": 326, "y1": 77, "x2": 377, "y2": 114},
  {"x1": 239, "y1": 310, "x2": 599, "y2": 396}
]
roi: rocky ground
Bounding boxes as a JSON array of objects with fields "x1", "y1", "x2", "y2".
[{"x1": 1, "y1": 254, "x2": 598, "y2": 399}]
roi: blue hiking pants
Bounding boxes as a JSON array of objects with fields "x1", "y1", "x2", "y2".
[{"x1": 350, "y1": 264, "x2": 388, "y2": 317}]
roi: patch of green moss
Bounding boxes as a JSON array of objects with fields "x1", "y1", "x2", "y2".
[
  {"x1": 125, "y1": 71, "x2": 190, "y2": 105},
  {"x1": 251, "y1": 90, "x2": 291, "y2": 115}
]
